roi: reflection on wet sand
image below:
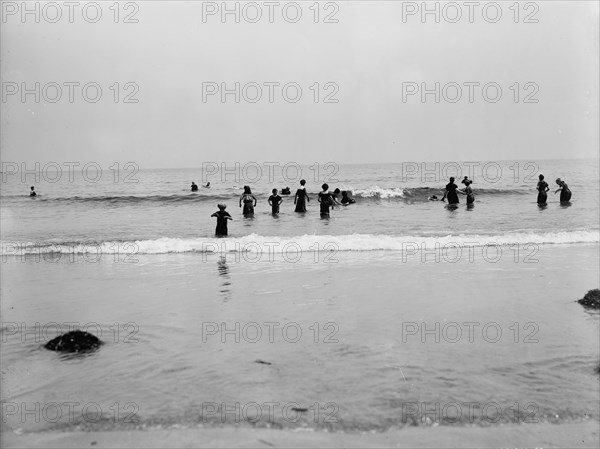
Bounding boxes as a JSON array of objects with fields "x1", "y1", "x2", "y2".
[{"x1": 217, "y1": 257, "x2": 232, "y2": 302}]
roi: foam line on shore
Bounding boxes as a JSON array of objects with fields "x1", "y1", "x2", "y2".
[{"x1": 2, "y1": 231, "x2": 598, "y2": 255}]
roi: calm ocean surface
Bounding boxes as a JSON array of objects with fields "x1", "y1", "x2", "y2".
[{"x1": 1, "y1": 159, "x2": 598, "y2": 433}]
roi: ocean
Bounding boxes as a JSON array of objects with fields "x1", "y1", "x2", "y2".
[{"x1": 1, "y1": 159, "x2": 598, "y2": 433}]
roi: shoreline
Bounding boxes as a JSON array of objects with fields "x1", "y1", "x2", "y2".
[{"x1": 3, "y1": 421, "x2": 599, "y2": 448}]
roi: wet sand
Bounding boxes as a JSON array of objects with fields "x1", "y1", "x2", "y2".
[
  {"x1": 3, "y1": 421, "x2": 599, "y2": 448},
  {"x1": 1, "y1": 244, "x2": 598, "y2": 444}
]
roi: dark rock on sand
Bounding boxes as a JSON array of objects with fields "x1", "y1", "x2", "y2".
[
  {"x1": 577, "y1": 289, "x2": 600, "y2": 309},
  {"x1": 44, "y1": 330, "x2": 103, "y2": 353}
]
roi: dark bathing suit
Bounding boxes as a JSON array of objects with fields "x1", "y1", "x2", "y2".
[
  {"x1": 559, "y1": 183, "x2": 572, "y2": 202},
  {"x1": 269, "y1": 195, "x2": 282, "y2": 214},
  {"x1": 242, "y1": 195, "x2": 255, "y2": 215},
  {"x1": 214, "y1": 211, "x2": 231, "y2": 236},
  {"x1": 537, "y1": 181, "x2": 549, "y2": 203},
  {"x1": 445, "y1": 182, "x2": 459, "y2": 204},
  {"x1": 295, "y1": 189, "x2": 308, "y2": 212},
  {"x1": 319, "y1": 192, "x2": 333, "y2": 216}
]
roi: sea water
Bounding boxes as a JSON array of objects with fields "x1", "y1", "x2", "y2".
[{"x1": 1, "y1": 159, "x2": 598, "y2": 432}]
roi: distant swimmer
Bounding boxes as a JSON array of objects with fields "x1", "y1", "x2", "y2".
[
  {"x1": 204, "y1": 182, "x2": 211, "y2": 188},
  {"x1": 318, "y1": 183, "x2": 334, "y2": 217},
  {"x1": 268, "y1": 188, "x2": 283, "y2": 214},
  {"x1": 239, "y1": 186, "x2": 257, "y2": 216},
  {"x1": 554, "y1": 178, "x2": 572, "y2": 202},
  {"x1": 294, "y1": 179, "x2": 310, "y2": 212},
  {"x1": 442, "y1": 177, "x2": 459, "y2": 204},
  {"x1": 341, "y1": 190, "x2": 355, "y2": 205},
  {"x1": 211, "y1": 203, "x2": 232, "y2": 237},
  {"x1": 428, "y1": 195, "x2": 439, "y2": 201},
  {"x1": 537, "y1": 174, "x2": 549, "y2": 204},
  {"x1": 29, "y1": 186, "x2": 37, "y2": 197},
  {"x1": 191, "y1": 182, "x2": 198, "y2": 192},
  {"x1": 281, "y1": 187, "x2": 291, "y2": 195}
]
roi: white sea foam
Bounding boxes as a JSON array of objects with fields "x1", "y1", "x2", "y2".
[
  {"x1": 2, "y1": 231, "x2": 598, "y2": 255},
  {"x1": 352, "y1": 186, "x2": 406, "y2": 199}
]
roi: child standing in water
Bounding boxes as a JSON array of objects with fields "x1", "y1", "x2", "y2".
[
  {"x1": 268, "y1": 189, "x2": 283, "y2": 214},
  {"x1": 211, "y1": 204, "x2": 232, "y2": 237}
]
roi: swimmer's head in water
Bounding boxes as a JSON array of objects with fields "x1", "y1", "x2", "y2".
[
  {"x1": 300, "y1": 179, "x2": 306, "y2": 186},
  {"x1": 272, "y1": 188, "x2": 278, "y2": 194},
  {"x1": 539, "y1": 174, "x2": 544, "y2": 181},
  {"x1": 322, "y1": 183, "x2": 329, "y2": 192},
  {"x1": 218, "y1": 203, "x2": 226, "y2": 210}
]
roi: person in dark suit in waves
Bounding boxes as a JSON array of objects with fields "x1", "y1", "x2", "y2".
[
  {"x1": 239, "y1": 186, "x2": 257, "y2": 216},
  {"x1": 331, "y1": 188, "x2": 342, "y2": 207},
  {"x1": 294, "y1": 179, "x2": 310, "y2": 212},
  {"x1": 537, "y1": 174, "x2": 550, "y2": 204},
  {"x1": 268, "y1": 188, "x2": 283, "y2": 214},
  {"x1": 191, "y1": 182, "x2": 198, "y2": 192},
  {"x1": 554, "y1": 178, "x2": 572, "y2": 203},
  {"x1": 441, "y1": 177, "x2": 459, "y2": 204},
  {"x1": 459, "y1": 179, "x2": 475, "y2": 205},
  {"x1": 211, "y1": 204, "x2": 232, "y2": 237},
  {"x1": 341, "y1": 191, "x2": 355, "y2": 205},
  {"x1": 30, "y1": 186, "x2": 37, "y2": 197},
  {"x1": 318, "y1": 183, "x2": 335, "y2": 217}
]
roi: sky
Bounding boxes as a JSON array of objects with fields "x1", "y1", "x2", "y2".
[{"x1": 1, "y1": 0, "x2": 598, "y2": 168}]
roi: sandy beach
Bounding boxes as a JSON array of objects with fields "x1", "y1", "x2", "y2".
[
  {"x1": 3, "y1": 421, "x2": 599, "y2": 448},
  {"x1": 2, "y1": 243, "x2": 598, "y2": 445}
]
